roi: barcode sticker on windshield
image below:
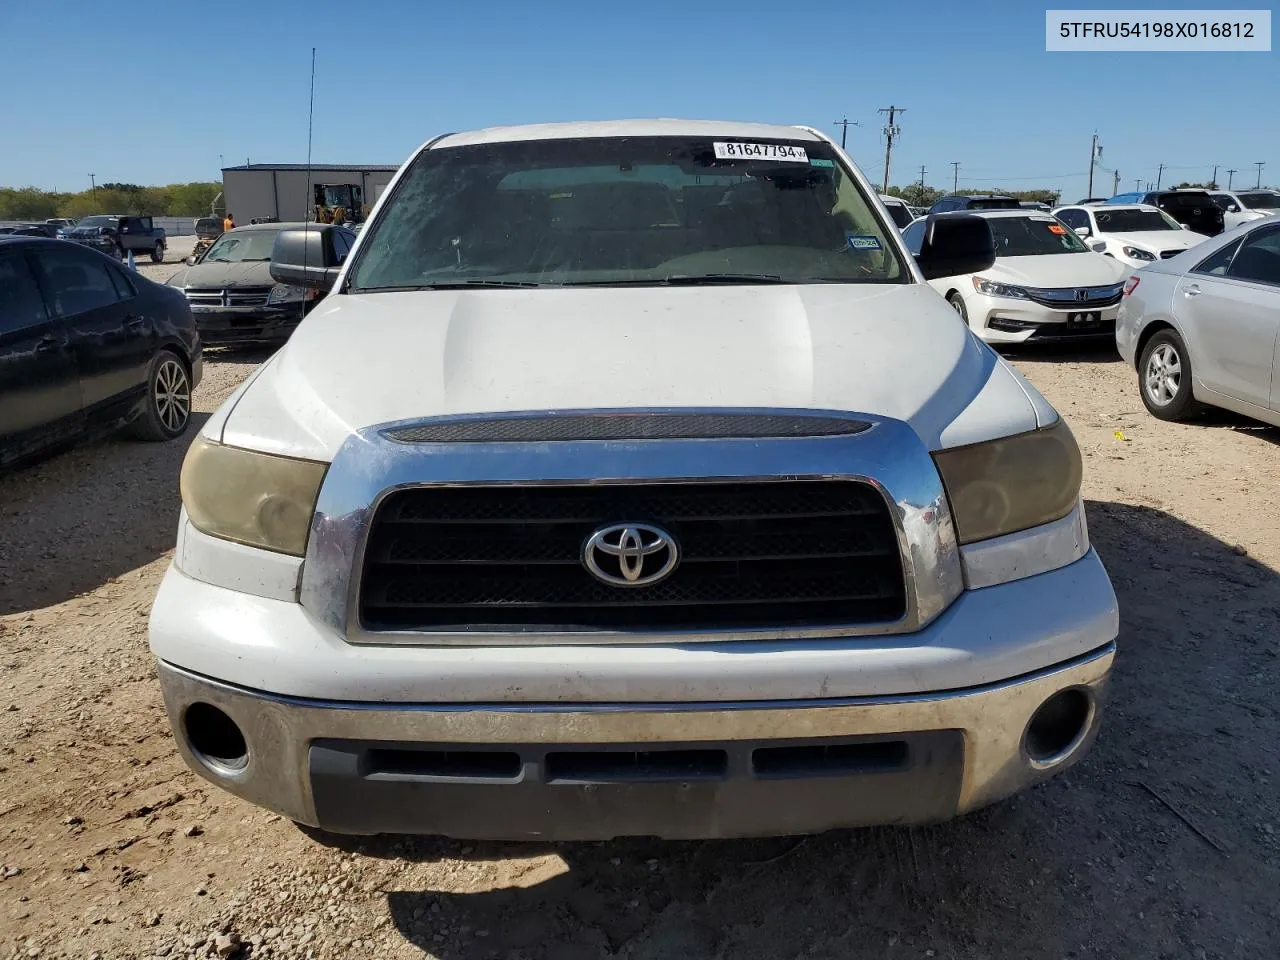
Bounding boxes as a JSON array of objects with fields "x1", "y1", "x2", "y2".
[{"x1": 713, "y1": 142, "x2": 809, "y2": 162}]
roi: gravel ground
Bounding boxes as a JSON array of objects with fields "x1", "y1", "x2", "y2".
[{"x1": 2, "y1": 318, "x2": 1280, "y2": 959}]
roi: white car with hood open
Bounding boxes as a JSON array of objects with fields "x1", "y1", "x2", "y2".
[
  {"x1": 151, "y1": 119, "x2": 1118, "y2": 841},
  {"x1": 903, "y1": 209, "x2": 1130, "y2": 344}
]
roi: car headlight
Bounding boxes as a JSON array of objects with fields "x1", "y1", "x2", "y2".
[
  {"x1": 932, "y1": 419, "x2": 1082, "y2": 545},
  {"x1": 972, "y1": 277, "x2": 1030, "y2": 299},
  {"x1": 1122, "y1": 246, "x2": 1156, "y2": 261},
  {"x1": 180, "y1": 436, "x2": 328, "y2": 556},
  {"x1": 268, "y1": 283, "x2": 313, "y2": 304}
]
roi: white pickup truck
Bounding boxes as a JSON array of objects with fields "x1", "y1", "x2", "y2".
[{"x1": 151, "y1": 119, "x2": 1118, "y2": 840}]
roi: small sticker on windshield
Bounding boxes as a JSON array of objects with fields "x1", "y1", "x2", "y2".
[
  {"x1": 1047, "y1": 223, "x2": 1067, "y2": 234},
  {"x1": 713, "y1": 141, "x2": 809, "y2": 162},
  {"x1": 846, "y1": 234, "x2": 882, "y2": 251},
  {"x1": 810, "y1": 158, "x2": 834, "y2": 168}
]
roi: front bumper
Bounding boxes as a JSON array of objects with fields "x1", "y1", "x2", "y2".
[
  {"x1": 962, "y1": 292, "x2": 1120, "y2": 344},
  {"x1": 188, "y1": 304, "x2": 303, "y2": 344},
  {"x1": 157, "y1": 644, "x2": 1112, "y2": 840}
]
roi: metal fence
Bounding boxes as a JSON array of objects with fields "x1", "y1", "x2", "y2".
[{"x1": 151, "y1": 216, "x2": 196, "y2": 236}]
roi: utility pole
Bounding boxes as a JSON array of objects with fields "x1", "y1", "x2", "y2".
[
  {"x1": 950, "y1": 161, "x2": 960, "y2": 193},
  {"x1": 1134, "y1": 178, "x2": 1142, "y2": 192},
  {"x1": 832, "y1": 117, "x2": 860, "y2": 150},
  {"x1": 1256, "y1": 162, "x2": 1266, "y2": 188},
  {"x1": 918, "y1": 164, "x2": 927, "y2": 188},
  {"x1": 878, "y1": 106, "x2": 904, "y2": 193},
  {"x1": 1156, "y1": 163, "x2": 1165, "y2": 189},
  {"x1": 1227, "y1": 168, "x2": 1238, "y2": 189},
  {"x1": 1087, "y1": 133, "x2": 1100, "y2": 198},
  {"x1": 1211, "y1": 164, "x2": 1219, "y2": 188},
  {"x1": 1113, "y1": 170, "x2": 1121, "y2": 196},
  {"x1": 88, "y1": 173, "x2": 96, "y2": 194}
]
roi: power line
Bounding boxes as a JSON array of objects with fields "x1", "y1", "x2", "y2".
[
  {"x1": 877, "y1": 105, "x2": 904, "y2": 193},
  {"x1": 832, "y1": 117, "x2": 860, "y2": 150}
]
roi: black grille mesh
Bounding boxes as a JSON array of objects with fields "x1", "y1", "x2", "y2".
[
  {"x1": 359, "y1": 482, "x2": 906, "y2": 631},
  {"x1": 382, "y1": 413, "x2": 871, "y2": 444}
]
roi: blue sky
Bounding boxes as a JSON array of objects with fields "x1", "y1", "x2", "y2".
[{"x1": 3, "y1": 0, "x2": 1275, "y2": 196}]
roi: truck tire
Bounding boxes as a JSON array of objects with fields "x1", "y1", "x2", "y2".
[
  {"x1": 152, "y1": 242, "x2": 164, "y2": 263},
  {"x1": 131, "y1": 350, "x2": 192, "y2": 442}
]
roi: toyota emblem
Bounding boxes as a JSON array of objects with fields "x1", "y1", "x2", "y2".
[{"x1": 583, "y1": 523, "x2": 679, "y2": 587}]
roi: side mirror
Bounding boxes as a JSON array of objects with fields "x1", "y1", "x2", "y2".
[
  {"x1": 1089, "y1": 241, "x2": 1107, "y2": 253},
  {"x1": 185, "y1": 255, "x2": 197, "y2": 266},
  {"x1": 1074, "y1": 226, "x2": 1092, "y2": 238},
  {"x1": 269, "y1": 227, "x2": 342, "y2": 291},
  {"x1": 1228, "y1": 204, "x2": 1240, "y2": 212},
  {"x1": 915, "y1": 214, "x2": 996, "y2": 281}
]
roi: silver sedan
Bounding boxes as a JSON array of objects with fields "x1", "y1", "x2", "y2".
[{"x1": 1116, "y1": 218, "x2": 1280, "y2": 424}]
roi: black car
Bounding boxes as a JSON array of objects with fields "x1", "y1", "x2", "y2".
[
  {"x1": 1112, "y1": 190, "x2": 1225, "y2": 236},
  {"x1": 927, "y1": 194, "x2": 1022, "y2": 215},
  {"x1": 5, "y1": 223, "x2": 61, "y2": 238},
  {"x1": 0, "y1": 237, "x2": 202, "y2": 469}
]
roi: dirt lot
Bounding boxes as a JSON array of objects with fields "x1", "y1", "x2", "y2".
[{"x1": 3, "y1": 276, "x2": 1280, "y2": 958}]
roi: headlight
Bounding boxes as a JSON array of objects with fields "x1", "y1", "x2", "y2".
[
  {"x1": 180, "y1": 436, "x2": 328, "y2": 556},
  {"x1": 1122, "y1": 246, "x2": 1156, "y2": 261},
  {"x1": 932, "y1": 419, "x2": 1082, "y2": 545},
  {"x1": 972, "y1": 277, "x2": 1030, "y2": 299},
  {"x1": 268, "y1": 283, "x2": 313, "y2": 304}
]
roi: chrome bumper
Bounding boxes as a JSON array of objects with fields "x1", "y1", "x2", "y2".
[{"x1": 156, "y1": 643, "x2": 1113, "y2": 840}]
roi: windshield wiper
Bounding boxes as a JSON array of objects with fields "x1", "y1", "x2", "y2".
[
  {"x1": 563, "y1": 273, "x2": 790, "y2": 287},
  {"x1": 357, "y1": 280, "x2": 543, "y2": 292}
]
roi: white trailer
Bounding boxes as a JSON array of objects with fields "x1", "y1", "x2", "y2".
[{"x1": 220, "y1": 164, "x2": 400, "y2": 223}]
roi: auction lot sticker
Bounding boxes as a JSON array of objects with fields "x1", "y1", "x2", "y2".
[{"x1": 713, "y1": 142, "x2": 809, "y2": 162}]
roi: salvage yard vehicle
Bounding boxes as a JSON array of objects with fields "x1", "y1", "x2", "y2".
[
  {"x1": 878, "y1": 194, "x2": 915, "y2": 229},
  {"x1": 166, "y1": 221, "x2": 354, "y2": 345},
  {"x1": 1117, "y1": 218, "x2": 1280, "y2": 424},
  {"x1": 66, "y1": 215, "x2": 168, "y2": 262},
  {"x1": 1053, "y1": 203, "x2": 1209, "y2": 268},
  {"x1": 1106, "y1": 189, "x2": 1225, "y2": 237},
  {"x1": 0, "y1": 236, "x2": 201, "y2": 468},
  {"x1": 152, "y1": 119, "x2": 1118, "y2": 841},
  {"x1": 902, "y1": 209, "x2": 1130, "y2": 343},
  {"x1": 190, "y1": 216, "x2": 224, "y2": 260},
  {"x1": 926, "y1": 194, "x2": 1022, "y2": 214},
  {"x1": 1208, "y1": 189, "x2": 1280, "y2": 231}
]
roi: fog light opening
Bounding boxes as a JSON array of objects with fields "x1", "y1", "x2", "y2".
[
  {"x1": 184, "y1": 702, "x2": 249, "y2": 774},
  {"x1": 1024, "y1": 688, "x2": 1093, "y2": 767}
]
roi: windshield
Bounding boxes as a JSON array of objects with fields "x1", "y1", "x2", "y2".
[
  {"x1": 349, "y1": 136, "x2": 905, "y2": 290},
  {"x1": 200, "y1": 230, "x2": 280, "y2": 262},
  {"x1": 882, "y1": 201, "x2": 914, "y2": 228},
  {"x1": 1093, "y1": 208, "x2": 1180, "y2": 232},
  {"x1": 988, "y1": 215, "x2": 1089, "y2": 256},
  {"x1": 1160, "y1": 193, "x2": 1211, "y2": 208},
  {"x1": 1238, "y1": 192, "x2": 1280, "y2": 210},
  {"x1": 76, "y1": 216, "x2": 116, "y2": 229}
]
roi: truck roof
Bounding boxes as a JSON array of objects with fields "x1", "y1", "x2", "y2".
[{"x1": 432, "y1": 119, "x2": 823, "y2": 150}]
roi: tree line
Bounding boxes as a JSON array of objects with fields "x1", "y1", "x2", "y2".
[
  {"x1": 885, "y1": 184, "x2": 1063, "y2": 207},
  {"x1": 0, "y1": 182, "x2": 223, "y2": 221}
]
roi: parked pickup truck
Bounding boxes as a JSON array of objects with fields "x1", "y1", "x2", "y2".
[
  {"x1": 65, "y1": 215, "x2": 167, "y2": 262},
  {"x1": 152, "y1": 119, "x2": 1119, "y2": 841}
]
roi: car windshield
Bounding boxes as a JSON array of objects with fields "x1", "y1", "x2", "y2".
[
  {"x1": 882, "y1": 201, "x2": 914, "y2": 228},
  {"x1": 349, "y1": 135, "x2": 905, "y2": 290},
  {"x1": 1238, "y1": 192, "x2": 1280, "y2": 210},
  {"x1": 201, "y1": 230, "x2": 280, "y2": 262},
  {"x1": 1093, "y1": 208, "x2": 1180, "y2": 232},
  {"x1": 1160, "y1": 193, "x2": 1210, "y2": 208},
  {"x1": 75, "y1": 216, "x2": 116, "y2": 229},
  {"x1": 987, "y1": 215, "x2": 1089, "y2": 256}
]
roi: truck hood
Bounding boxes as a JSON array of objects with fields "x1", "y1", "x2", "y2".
[
  {"x1": 984, "y1": 253, "x2": 1129, "y2": 288},
  {"x1": 217, "y1": 284, "x2": 1048, "y2": 461},
  {"x1": 167, "y1": 261, "x2": 274, "y2": 288}
]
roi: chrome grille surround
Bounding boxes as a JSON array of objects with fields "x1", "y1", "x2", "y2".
[{"x1": 298, "y1": 407, "x2": 964, "y2": 646}]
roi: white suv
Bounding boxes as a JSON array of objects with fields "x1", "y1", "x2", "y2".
[{"x1": 152, "y1": 120, "x2": 1118, "y2": 841}]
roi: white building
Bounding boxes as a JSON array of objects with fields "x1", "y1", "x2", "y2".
[{"x1": 221, "y1": 163, "x2": 400, "y2": 223}]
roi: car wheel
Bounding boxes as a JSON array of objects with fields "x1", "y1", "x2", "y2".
[
  {"x1": 947, "y1": 292, "x2": 969, "y2": 324},
  {"x1": 131, "y1": 350, "x2": 192, "y2": 442},
  {"x1": 152, "y1": 242, "x2": 164, "y2": 263},
  {"x1": 1139, "y1": 329, "x2": 1200, "y2": 421}
]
